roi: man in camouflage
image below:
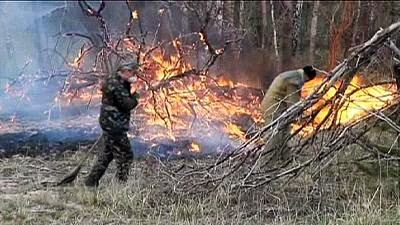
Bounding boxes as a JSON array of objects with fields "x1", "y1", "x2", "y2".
[
  {"x1": 259, "y1": 65, "x2": 317, "y2": 161},
  {"x1": 84, "y1": 62, "x2": 140, "y2": 187}
]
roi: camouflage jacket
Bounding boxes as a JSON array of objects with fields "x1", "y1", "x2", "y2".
[{"x1": 99, "y1": 72, "x2": 139, "y2": 134}]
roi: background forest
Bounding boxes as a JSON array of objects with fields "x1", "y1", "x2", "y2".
[{"x1": 1, "y1": 1, "x2": 399, "y2": 89}]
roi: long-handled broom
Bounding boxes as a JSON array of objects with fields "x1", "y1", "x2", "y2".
[{"x1": 57, "y1": 134, "x2": 103, "y2": 186}]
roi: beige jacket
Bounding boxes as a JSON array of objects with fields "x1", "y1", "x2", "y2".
[{"x1": 260, "y1": 69, "x2": 306, "y2": 125}]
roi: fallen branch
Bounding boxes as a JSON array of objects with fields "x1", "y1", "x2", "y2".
[{"x1": 161, "y1": 21, "x2": 400, "y2": 193}]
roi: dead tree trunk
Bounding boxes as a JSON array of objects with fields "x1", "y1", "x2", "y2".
[
  {"x1": 389, "y1": 42, "x2": 400, "y2": 151},
  {"x1": 230, "y1": 1, "x2": 245, "y2": 80},
  {"x1": 216, "y1": 0, "x2": 224, "y2": 39},
  {"x1": 328, "y1": 1, "x2": 354, "y2": 70},
  {"x1": 392, "y1": 1, "x2": 400, "y2": 22},
  {"x1": 181, "y1": 9, "x2": 189, "y2": 34},
  {"x1": 309, "y1": 0, "x2": 320, "y2": 63},
  {"x1": 233, "y1": 1, "x2": 240, "y2": 28},
  {"x1": 351, "y1": 0, "x2": 361, "y2": 46},
  {"x1": 237, "y1": 1, "x2": 245, "y2": 61},
  {"x1": 389, "y1": 41, "x2": 400, "y2": 91},
  {"x1": 391, "y1": 1, "x2": 400, "y2": 47},
  {"x1": 261, "y1": 1, "x2": 268, "y2": 49},
  {"x1": 367, "y1": 2, "x2": 375, "y2": 37},
  {"x1": 270, "y1": 0, "x2": 281, "y2": 72},
  {"x1": 239, "y1": 1, "x2": 245, "y2": 30},
  {"x1": 291, "y1": 0, "x2": 303, "y2": 57}
]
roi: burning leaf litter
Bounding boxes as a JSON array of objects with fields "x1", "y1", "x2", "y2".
[{"x1": 294, "y1": 75, "x2": 398, "y2": 136}]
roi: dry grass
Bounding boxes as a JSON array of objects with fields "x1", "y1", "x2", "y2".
[{"x1": 1, "y1": 148, "x2": 400, "y2": 225}]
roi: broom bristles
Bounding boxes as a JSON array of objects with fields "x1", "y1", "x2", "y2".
[
  {"x1": 56, "y1": 134, "x2": 103, "y2": 186},
  {"x1": 57, "y1": 165, "x2": 83, "y2": 186}
]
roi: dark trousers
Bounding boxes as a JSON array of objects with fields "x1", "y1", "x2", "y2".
[{"x1": 85, "y1": 131, "x2": 133, "y2": 187}]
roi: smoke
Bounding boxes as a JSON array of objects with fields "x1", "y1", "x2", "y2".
[
  {"x1": 0, "y1": 2, "x2": 65, "y2": 73},
  {"x1": 0, "y1": 1, "x2": 179, "y2": 120},
  {"x1": 0, "y1": 2, "x2": 98, "y2": 121},
  {"x1": 0, "y1": 2, "x2": 256, "y2": 158}
]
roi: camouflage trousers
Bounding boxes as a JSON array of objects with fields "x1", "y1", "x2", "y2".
[{"x1": 84, "y1": 132, "x2": 133, "y2": 187}]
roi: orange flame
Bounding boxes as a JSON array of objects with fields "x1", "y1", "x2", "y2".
[
  {"x1": 217, "y1": 77, "x2": 234, "y2": 88},
  {"x1": 293, "y1": 75, "x2": 397, "y2": 136},
  {"x1": 58, "y1": 44, "x2": 262, "y2": 144},
  {"x1": 135, "y1": 49, "x2": 262, "y2": 142},
  {"x1": 69, "y1": 51, "x2": 83, "y2": 69},
  {"x1": 224, "y1": 123, "x2": 246, "y2": 141},
  {"x1": 198, "y1": 32, "x2": 205, "y2": 43},
  {"x1": 190, "y1": 142, "x2": 201, "y2": 152},
  {"x1": 150, "y1": 51, "x2": 192, "y2": 80},
  {"x1": 132, "y1": 10, "x2": 139, "y2": 19}
]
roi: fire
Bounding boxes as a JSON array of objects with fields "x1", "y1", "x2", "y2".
[
  {"x1": 293, "y1": 75, "x2": 397, "y2": 136},
  {"x1": 224, "y1": 123, "x2": 246, "y2": 141},
  {"x1": 4, "y1": 81, "x2": 31, "y2": 102},
  {"x1": 190, "y1": 142, "x2": 201, "y2": 152},
  {"x1": 57, "y1": 42, "x2": 262, "y2": 148},
  {"x1": 69, "y1": 52, "x2": 82, "y2": 69},
  {"x1": 132, "y1": 10, "x2": 139, "y2": 19},
  {"x1": 216, "y1": 77, "x2": 234, "y2": 88},
  {"x1": 58, "y1": 87, "x2": 102, "y2": 107},
  {"x1": 215, "y1": 48, "x2": 224, "y2": 55},
  {"x1": 58, "y1": 38, "x2": 399, "y2": 147},
  {"x1": 150, "y1": 51, "x2": 192, "y2": 80},
  {"x1": 198, "y1": 32, "x2": 205, "y2": 43},
  {"x1": 133, "y1": 49, "x2": 262, "y2": 143}
]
